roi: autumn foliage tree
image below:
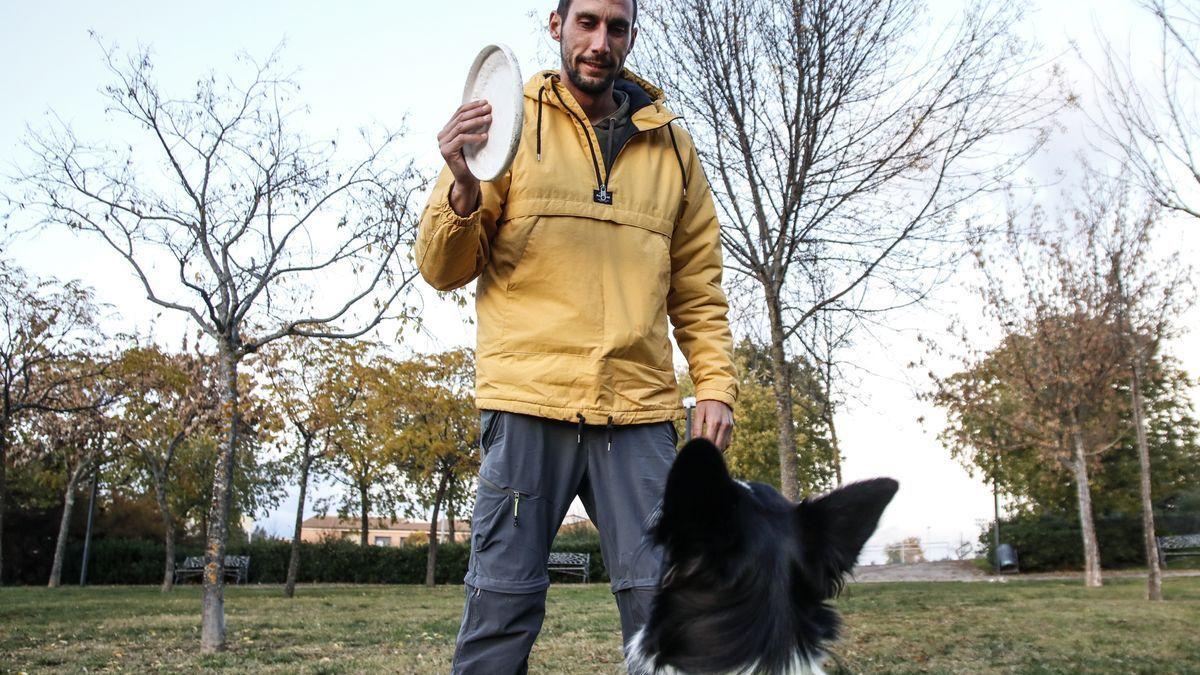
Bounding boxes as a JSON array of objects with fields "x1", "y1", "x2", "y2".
[
  {"x1": 934, "y1": 208, "x2": 1135, "y2": 588},
  {"x1": 376, "y1": 348, "x2": 480, "y2": 587},
  {"x1": 23, "y1": 359, "x2": 116, "y2": 588},
  {"x1": 261, "y1": 336, "x2": 342, "y2": 598},
  {"x1": 16, "y1": 41, "x2": 425, "y2": 649},
  {"x1": 318, "y1": 342, "x2": 403, "y2": 547},
  {"x1": 0, "y1": 260, "x2": 106, "y2": 585},
  {"x1": 115, "y1": 343, "x2": 219, "y2": 591}
]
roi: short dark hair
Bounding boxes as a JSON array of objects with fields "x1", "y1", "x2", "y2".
[{"x1": 556, "y1": 0, "x2": 638, "y2": 29}]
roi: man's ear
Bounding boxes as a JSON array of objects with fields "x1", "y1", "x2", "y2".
[
  {"x1": 549, "y1": 11, "x2": 562, "y2": 42},
  {"x1": 795, "y1": 478, "x2": 898, "y2": 596},
  {"x1": 653, "y1": 437, "x2": 740, "y2": 556}
]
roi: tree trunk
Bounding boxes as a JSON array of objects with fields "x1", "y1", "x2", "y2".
[
  {"x1": 152, "y1": 473, "x2": 178, "y2": 593},
  {"x1": 0, "y1": 418, "x2": 8, "y2": 587},
  {"x1": 1130, "y1": 359, "x2": 1163, "y2": 600},
  {"x1": 201, "y1": 347, "x2": 241, "y2": 653},
  {"x1": 765, "y1": 292, "x2": 800, "y2": 500},
  {"x1": 446, "y1": 482, "x2": 457, "y2": 544},
  {"x1": 826, "y1": 409, "x2": 843, "y2": 486},
  {"x1": 425, "y1": 471, "x2": 450, "y2": 587},
  {"x1": 285, "y1": 453, "x2": 312, "y2": 599},
  {"x1": 359, "y1": 483, "x2": 370, "y2": 547},
  {"x1": 48, "y1": 466, "x2": 82, "y2": 588},
  {"x1": 1069, "y1": 425, "x2": 1103, "y2": 588}
]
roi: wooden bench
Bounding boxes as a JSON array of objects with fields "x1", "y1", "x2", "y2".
[
  {"x1": 173, "y1": 555, "x2": 251, "y2": 585},
  {"x1": 1157, "y1": 535, "x2": 1200, "y2": 567},
  {"x1": 547, "y1": 552, "x2": 590, "y2": 583}
]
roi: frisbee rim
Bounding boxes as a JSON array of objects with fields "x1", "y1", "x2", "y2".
[{"x1": 461, "y1": 43, "x2": 524, "y2": 183}]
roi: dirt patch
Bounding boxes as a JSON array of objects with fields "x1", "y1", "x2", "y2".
[{"x1": 849, "y1": 560, "x2": 991, "y2": 583}]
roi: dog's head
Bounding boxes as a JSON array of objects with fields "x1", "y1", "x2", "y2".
[{"x1": 631, "y1": 437, "x2": 898, "y2": 675}]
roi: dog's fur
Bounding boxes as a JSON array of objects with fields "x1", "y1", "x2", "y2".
[{"x1": 626, "y1": 438, "x2": 898, "y2": 675}]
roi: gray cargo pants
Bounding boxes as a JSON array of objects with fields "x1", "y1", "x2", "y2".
[{"x1": 450, "y1": 409, "x2": 677, "y2": 674}]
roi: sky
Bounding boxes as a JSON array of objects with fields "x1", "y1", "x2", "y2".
[{"x1": 2, "y1": 1, "x2": 1196, "y2": 564}]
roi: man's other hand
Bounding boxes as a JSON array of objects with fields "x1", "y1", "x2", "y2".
[
  {"x1": 438, "y1": 100, "x2": 491, "y2": 216},
  {"x1": 692, "y1": 399, "x2": 734, "y2": 451}
]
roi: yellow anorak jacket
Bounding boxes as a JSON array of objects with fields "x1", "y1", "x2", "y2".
[{"x1": 416, "y1": 69, "x2": 738, "y2": 425}]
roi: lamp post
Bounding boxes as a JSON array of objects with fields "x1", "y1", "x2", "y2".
[
  {"x1": 79, "y1": 462, "x2": 99, "y2": 586},
  {"x1": 683, "y1": 396, "x2": 696, "y2": 442}
]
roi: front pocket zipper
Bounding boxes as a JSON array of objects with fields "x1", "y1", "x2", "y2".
[{"x1": 478, "y1": 475, "x2": 530, "y2": 528}]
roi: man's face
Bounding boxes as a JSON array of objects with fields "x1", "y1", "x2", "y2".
[{"x1": 550, "y1": 0, "x2": 637, "y2": 96}]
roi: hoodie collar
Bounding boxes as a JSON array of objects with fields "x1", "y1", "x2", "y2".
[{"x1": 525, "y1": 68, "x2": 680, "y2": 132}]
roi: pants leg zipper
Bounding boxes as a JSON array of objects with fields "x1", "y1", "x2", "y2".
[{"x1": 478, "y1": 475, "x2": 528, "y2": 528}]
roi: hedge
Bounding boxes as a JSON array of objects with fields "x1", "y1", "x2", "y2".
[
  {"x1": 22, "y1": 532, "x2": 611, "y2": 587},
  {"x1": 980, "y1": 512, "x2": 1200, "y2": 572}
]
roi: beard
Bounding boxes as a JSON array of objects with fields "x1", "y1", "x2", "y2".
[{"x1": 563, "y1": 47, "x2": 622, "y2": 95}]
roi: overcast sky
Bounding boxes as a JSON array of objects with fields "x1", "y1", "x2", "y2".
[{"x1": 3, "y1": 1, "x2": 1196, "y2": 563}]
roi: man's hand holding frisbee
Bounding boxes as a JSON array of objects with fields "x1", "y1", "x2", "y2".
[{"x1": 438, "y1": 100, "x2": 491, "y2": 216}]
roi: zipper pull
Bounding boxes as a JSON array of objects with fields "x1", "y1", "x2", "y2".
[{"x1": 512, "y1": 491, "x2": 521, "y2": 527}]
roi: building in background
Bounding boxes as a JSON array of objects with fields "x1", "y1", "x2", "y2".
[{"x1": 300, "y1": 516, "x2": 471, "y2": 546}]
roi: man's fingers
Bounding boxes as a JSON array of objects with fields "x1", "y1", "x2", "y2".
[
  {"x1": 717, "y1": 421, "x2": 734, "y2": 452},
  {"x1": 443, "y1": 132, "x2": 490, "y2": 155},
  {"x1": 439, "y1": 102, "x2": 492, "y2": 139}
]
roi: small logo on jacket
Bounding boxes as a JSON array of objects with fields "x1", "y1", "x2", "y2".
[{"x1": 593, "y1": 185, "x2": 614, "y2": 205}]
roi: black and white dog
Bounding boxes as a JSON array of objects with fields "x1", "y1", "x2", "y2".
[{"x1": 627, "y1": 437, "x2": 898, "y2": 675}]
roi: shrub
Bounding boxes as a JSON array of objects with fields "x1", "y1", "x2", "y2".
[
  {"x1": 25, "y1": 527, "x2": 612, "y2": 586},
  {"x1": 980, "y1": 512, "x2": 1200, "y2": 572}
]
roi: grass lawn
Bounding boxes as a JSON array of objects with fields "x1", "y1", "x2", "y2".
[{"x1": 1, "y1": 577, "x2": 1198, "y2": 673}]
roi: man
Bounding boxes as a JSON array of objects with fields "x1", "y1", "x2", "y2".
[{"x1": 416, "y1": 0, "x2": 739, "y2": 671}]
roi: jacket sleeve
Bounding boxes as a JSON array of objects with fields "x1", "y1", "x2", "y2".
[
  {"x1": 415, "y1": 165, "x2": 511, "y2": 292},
  {"x1": 666, "y1": 128, "x2": 740, "y2": 408}
]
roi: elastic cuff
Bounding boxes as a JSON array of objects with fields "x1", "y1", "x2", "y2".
[
  {"x1": 694, "y1": 388, "x2": 736, "y2": 409},
  {"x1": 464, "y1": 570, "x2": 550, "y2": 594},
  {"x1": 436, "y1": 197, "x2": 480, "y2": 228}
]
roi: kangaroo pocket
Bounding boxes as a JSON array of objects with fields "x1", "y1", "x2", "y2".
[
  {"x1": 500, "y1": 214, "x2": 672, "y2": 368},
  {"x1": 600, "y1": 219, "x2": 673, "y2": 371}
]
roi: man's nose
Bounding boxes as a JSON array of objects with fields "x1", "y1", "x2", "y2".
[{"x1": 588, "y1": 27, "x2": 611, "y2": 55}]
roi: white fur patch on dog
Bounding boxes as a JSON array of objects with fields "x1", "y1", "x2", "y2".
[{"x1": 625, "y1": 628, "x2": 827, "y2": 675}]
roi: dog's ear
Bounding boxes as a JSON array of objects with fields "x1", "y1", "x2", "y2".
[
  {"x1": 795, "y1": 478, "x2": 898, "y2": 596},
  {"x1": 653, "y1": 437, "x2": 740, "y2": 555}
]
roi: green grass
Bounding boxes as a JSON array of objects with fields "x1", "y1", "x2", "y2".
[{"x1": 1, "y1": 578, "x2": 1198, "y2": 673}]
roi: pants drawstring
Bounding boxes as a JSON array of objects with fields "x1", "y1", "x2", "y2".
[{"x1": 606, "y1": 415, "x2": 614, "y2": 453}]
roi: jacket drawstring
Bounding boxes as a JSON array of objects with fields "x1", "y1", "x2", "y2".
[
  {"x1": 576, "y1": 412, "x2": 585, "y2": 447},
  {"x1": 667, "y1": 123, "x2": 688, "y2": 197},
  {"x1": 606, "y1": 415, "x2": 614, "y2": 453},
  {"x1": 537, "y1": 86, "x2": 545, "y2": 162}
]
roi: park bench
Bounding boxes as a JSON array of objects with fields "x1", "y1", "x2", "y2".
[
  {"x1": 547, "y1": 552, "x2": 590, "y2": 583},
  {"x1": 173, "y1": 555, "x2": 251, "y2": 585},
  {"x1": 1157, "y1": 534, "x2": 1200, "y2": 567}
]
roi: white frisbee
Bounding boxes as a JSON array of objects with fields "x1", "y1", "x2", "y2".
[{"x1": 461, "y1": 44, "x2": 524, "y2": 182}]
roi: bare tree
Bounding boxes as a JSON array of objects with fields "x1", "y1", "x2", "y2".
[
  {"x1": 15, "y1": 42, "x2": 425, "y2": 650},
  {"x1": 1086, "y1": 175, "x2": 1194, "y2": 600},
  {"x1": 1096, "y1": 0, "x2": 1200, "y2": 221},
  {"x1": 0, "y1": 260, "x2": 106, "y2": 585},
  {"x1": 637, "y1": 0, "x2": 1058, "y2": 499}
]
